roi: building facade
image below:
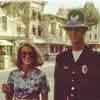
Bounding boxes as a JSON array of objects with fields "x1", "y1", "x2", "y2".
[
  {"x1": 0, "y1": 1, "x2": 47, "y2": 69},
  {"x1": 0, "y1": 7, "x2": 26, "y2": 69},
  {"x1": 85, "y1": 23, "x2": 100, "y2": 50},
  {"x1": 42, "y1": 14, "x2": 67, "y2": 54}
]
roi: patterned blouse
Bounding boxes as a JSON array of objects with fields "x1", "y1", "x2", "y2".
[{"x1": 7, "y1": 68, "x2": 49, "y2": 100}]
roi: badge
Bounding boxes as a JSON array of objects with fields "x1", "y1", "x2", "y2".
[
  {"x1": 64, "y1": 66, "x2": 69, "y2": 70},
  {"x1": 82, "y1": 65, "x2": 88, "y2": 74},
  {"x1": 70, "y1": 14, "x2": 79, "y2": 21}
]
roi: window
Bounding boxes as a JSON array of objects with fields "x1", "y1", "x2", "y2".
[
  {"x1": 32, "y1": 25, "x2": 36, "y2": 35},
  {"x1": 2, "y1": 16, "x2": 7, "y2": 31},
  {"x1": 32, "y1": 10, "x2": 36, "y2": 20},
  {"x1": 17, "y1": 25, "x2": 21, "y2": 33},
  {"x1": 94, "y1": 34, "x2": 97, "y2": 40},
  {"x1": 89, "y1": 34, "x2": 92, "y2": 40},
  {"x1": 38, "y1": 12, "x2": 42, "y2": 21},
  {"x1": 59, "y1": 25, "x2": 63, "y2": 37},
  {"x1": 50, "y1": 45, "x2": 54, "y2": 53},
  {"x1": 38, "y1": 25, "x2": 42, "y2": 36},
  {"x1": 0, "y1": 16, "x2": 7, "y2": 31},
  {"x1": 51, "y1": 22, "x2": 56, "y2": 34},
  {"x1": 4, "y1": 46, "x2": 12, "y2": 56}
]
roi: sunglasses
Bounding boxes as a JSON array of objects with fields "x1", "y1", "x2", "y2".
[
  {"x1": 21, "y1": 51, "x2": 34, "y2": 58},
  {"x1": 66, "y1": 27, "x2": 85, "y2": 32}
]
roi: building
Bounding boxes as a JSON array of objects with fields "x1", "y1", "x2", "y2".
[
  {"x1": 0, "y1": 7, "x2": 26, "y2": 69},
  {"x1": 85, "y1": 22, "x2": 100, "y2": 50},
  {"x1": 0, "y1": 1, "x2": 47, "y2": 69},
  {"x1": 29, "y1": 0, "x2": 49, "y2": 56},
  {"x1": 29, "y1": 4, "x2": 69, "y2": 60},
  {"x1": 42, "y1": 14, "x2": 67, "y2": 54}
]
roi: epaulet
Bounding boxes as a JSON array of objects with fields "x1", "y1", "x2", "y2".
[
  {"x1": 57, "y1": 47, "x2": 69, "y2": 57},
  {"x1": 92, "y1": 48, "x2": 97, "y2": 52},
  {"x1": 62, "y1": 47, "x2": 68, "y2": 52},
  {"x1": 90, "y1": 48, "x2": 100, "y2": 56}
]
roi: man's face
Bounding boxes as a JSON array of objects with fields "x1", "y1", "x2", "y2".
[{"x1": 66, "y1": 27, "x2": 86, "y2": 45}]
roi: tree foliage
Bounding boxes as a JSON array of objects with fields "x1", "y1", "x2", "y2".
[{"x1": 83, "y1": 2, "x2": 100, "y2": 26}]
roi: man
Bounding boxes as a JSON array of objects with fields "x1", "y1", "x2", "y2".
[{"x1": 54, "y1": 9, "x2": 100, "y2": 100}]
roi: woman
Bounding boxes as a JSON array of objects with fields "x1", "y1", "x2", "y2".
[{"x1": 2, "y1": 42, "x2": 49, "y2": 100}]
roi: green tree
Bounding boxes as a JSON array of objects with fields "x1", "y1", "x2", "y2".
[{"x1": 83, "y1": 2, "x2": 100, "y2": 26}]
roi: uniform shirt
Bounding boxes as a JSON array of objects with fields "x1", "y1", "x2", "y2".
[
  {"x1": 72, "y1": 50, "x2": 83, "y2": 62},
  {"x1": 54, "y1": 46, "x2": 100, "y2": 100},
  {"x1": 7, "y1": 68, "x2": 49, "y2": 100}
]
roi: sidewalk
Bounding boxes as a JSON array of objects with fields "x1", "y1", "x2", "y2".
[{"x1": 0, "y1": 61, "x2": 55, "y2": 72}]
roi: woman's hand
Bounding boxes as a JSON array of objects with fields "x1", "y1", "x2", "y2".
[
  {"x1": 2, "y1": 83, "x2": 14, "y2": 95},
  {"x1": 2, "y1": 83, "x2": 14, "y2": 100},
  {"x1": 2, "y1": 84, "x2": 11, "y2": 93}
]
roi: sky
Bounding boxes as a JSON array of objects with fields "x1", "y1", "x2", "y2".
[{"x1": 44, "y1": 0, "x2": 100, "y2": 14}]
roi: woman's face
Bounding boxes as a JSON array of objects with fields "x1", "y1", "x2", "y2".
[{"x1": 21, "y1": 46, "x2": 33, "y2": 65}]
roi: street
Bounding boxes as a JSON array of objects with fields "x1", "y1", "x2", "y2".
[
  {"x1": 41, "y1": 61, "x2": 55, "y2": 100},
  {"x1": 0, "y1": 61, "x2": 55, "y2": 100}
]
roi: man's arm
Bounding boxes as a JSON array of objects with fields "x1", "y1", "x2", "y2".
[{"x1": 54, "y1": 54, "x2": 66, "y2": 100}]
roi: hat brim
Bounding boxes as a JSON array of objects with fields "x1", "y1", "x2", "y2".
[{"x1": 63, "y1": 24, "x2": 88, "y2": 30}]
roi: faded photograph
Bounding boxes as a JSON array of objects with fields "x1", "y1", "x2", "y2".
[{"x1": 0, "y1": 0, "x2": 100, "y2": 100}]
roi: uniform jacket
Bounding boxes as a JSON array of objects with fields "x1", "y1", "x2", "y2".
[{"x1": 54, "y1": 46, "x2": 100, "y2": 100}]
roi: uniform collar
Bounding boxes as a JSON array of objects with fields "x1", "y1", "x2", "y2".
[{"x1": 67, "y1": 45, "x2": 91, "y2": 63}]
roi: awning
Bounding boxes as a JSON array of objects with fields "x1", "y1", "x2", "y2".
[{"x1": 0, "y1": 40, "x2": 13, "y2": 46}]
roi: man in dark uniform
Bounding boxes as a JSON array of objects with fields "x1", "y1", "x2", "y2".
[{"x1": 54, "y1": 9, "x2": 100, "y2": 100}]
